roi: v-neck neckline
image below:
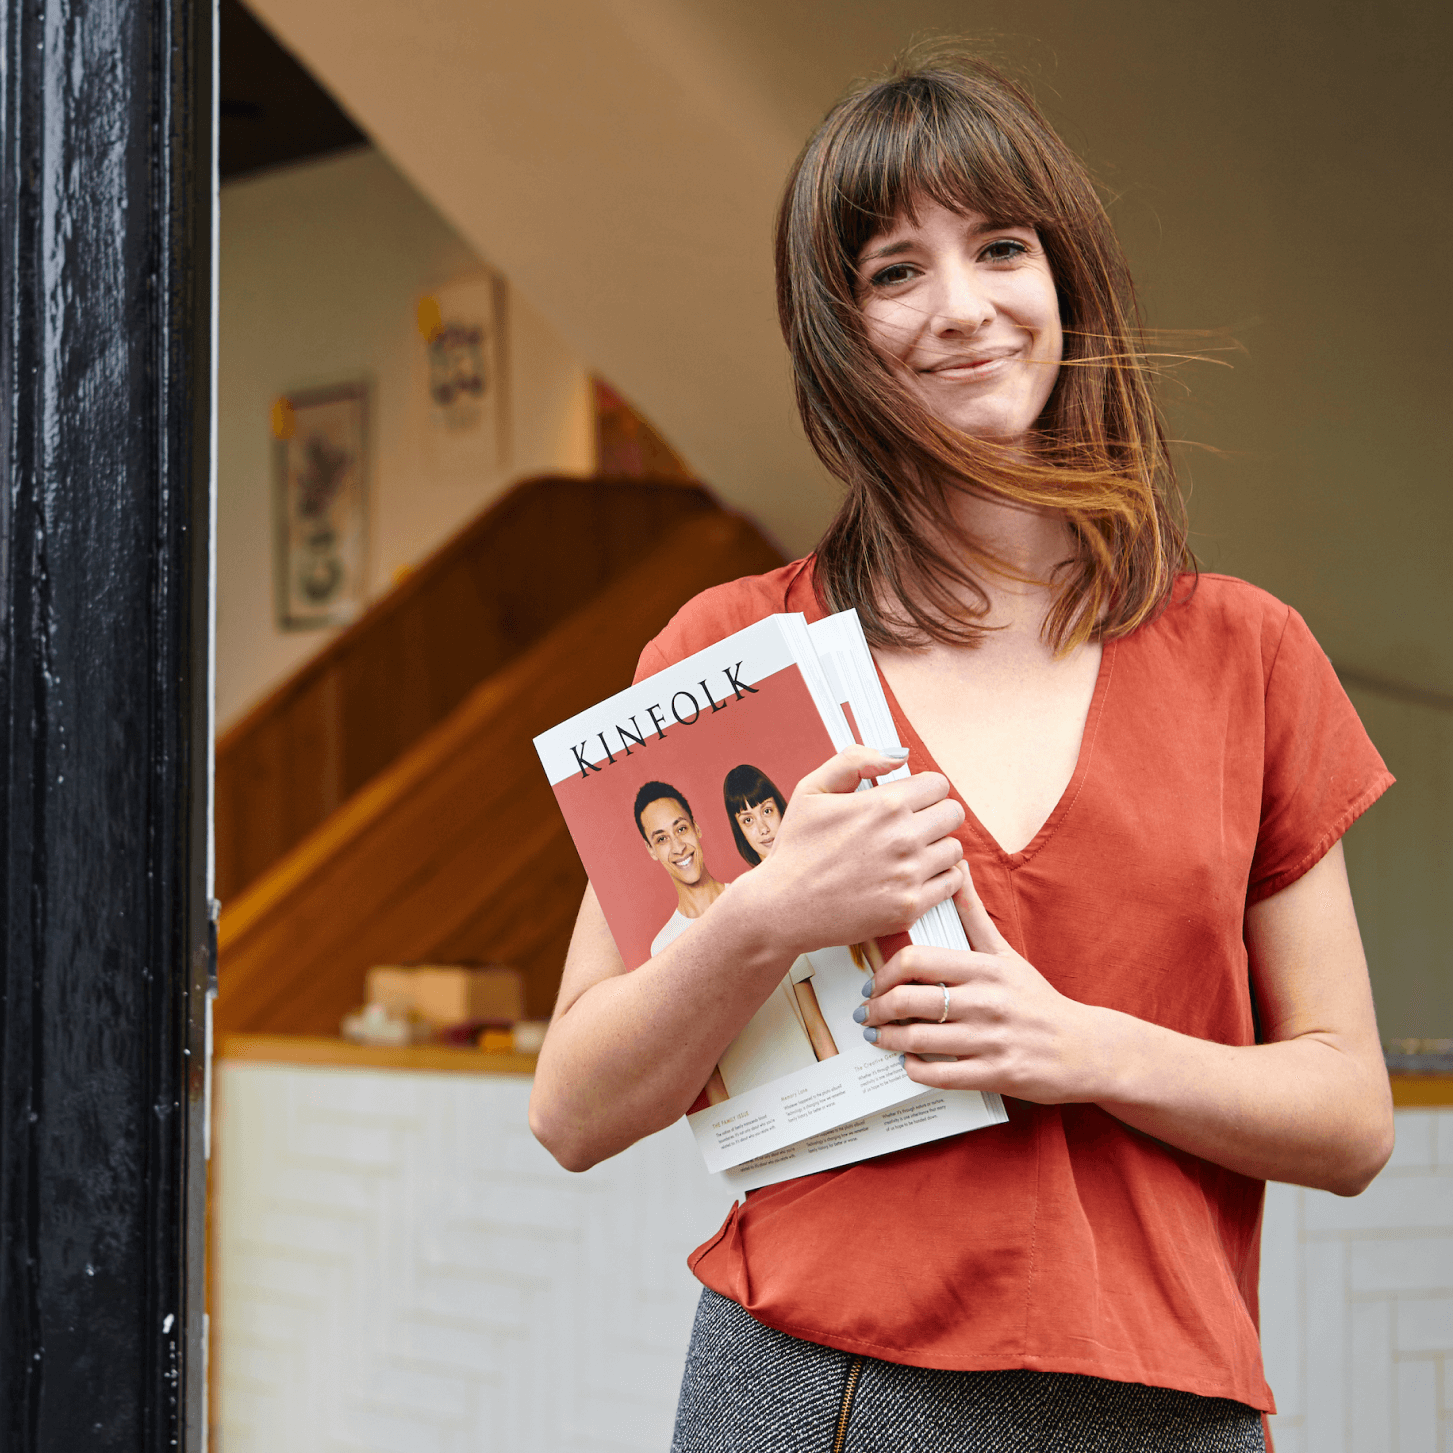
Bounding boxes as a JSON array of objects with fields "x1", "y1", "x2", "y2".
[{"x1": 872, "y1": 639, "x2": 1118, "y2": 869}]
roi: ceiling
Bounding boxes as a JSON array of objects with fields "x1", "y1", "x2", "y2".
[{"x1": 219, "y1": 0, "x2": 365, "y2": 180}]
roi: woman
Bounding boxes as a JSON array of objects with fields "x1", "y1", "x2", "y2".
[
  {"x1": 529, "y1": 52, "x2": 1393, "y2": 1452},
  {"x1": 723, "y1": 763, "x2": 786, "y2": 868}
]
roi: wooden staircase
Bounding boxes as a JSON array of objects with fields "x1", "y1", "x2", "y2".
[{"x1": 215, "y1": 477, "x2": 785, "y2": 1035}]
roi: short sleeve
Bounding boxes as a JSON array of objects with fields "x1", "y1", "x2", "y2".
[
  {"x1": 1248, "y1": 607, "x2": 1394, "y2": 902},
  {"x1": 633, "y1": 636, "x2": 671, "y2": 685},
  {"x1": 631, "y1": 559, "x2": 814, "y2": 685}
]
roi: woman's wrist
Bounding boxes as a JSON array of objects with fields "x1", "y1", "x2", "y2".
[
  {"x1": 1075, "y1": 1002, "x2": 1151, "y2": 1106},
  {"x1": 709, "y1": 869, "x2": 804, "y2": 975}
]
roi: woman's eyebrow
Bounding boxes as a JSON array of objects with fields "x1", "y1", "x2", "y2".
[
  {"x1": 858, "y1": 218, "x2": 1027, "y2": 266},
  {"x1": 859, "y1": 238, "x2": 915, "y2": 264}
]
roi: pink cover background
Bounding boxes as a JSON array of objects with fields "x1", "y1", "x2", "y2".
[{"x1": 551, "y1": 664, "x2": 838, "y2": 969}]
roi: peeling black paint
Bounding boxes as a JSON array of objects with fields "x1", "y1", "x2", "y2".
[{"x1": 0, "y1": 0, "x2": 211, "y2": 1449}]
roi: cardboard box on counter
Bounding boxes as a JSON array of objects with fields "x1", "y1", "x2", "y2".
[{"x1": 366, "y1": 964, "x2": 525, "y2": 1029}]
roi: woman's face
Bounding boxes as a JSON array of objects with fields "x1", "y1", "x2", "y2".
[
  {"x1": 854, "y1": 197, "x2": 1063, "y2": 445},
  {"x1": 734, "y1": 798, "x2": 781, "y2": 860}
]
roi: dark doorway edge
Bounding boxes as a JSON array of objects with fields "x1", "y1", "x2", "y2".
[{"x1": 0, "y1": 0, "x2": 213, "y2": 1447}]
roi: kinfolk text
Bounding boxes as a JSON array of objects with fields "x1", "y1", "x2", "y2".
[{"x1": 569, "y1": 662, "x2": 759, "y2": 779}]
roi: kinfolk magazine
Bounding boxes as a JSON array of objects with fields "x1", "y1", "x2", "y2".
[{"x1": 533, "y1": 611, "x2": 1005, "y2": 1189}]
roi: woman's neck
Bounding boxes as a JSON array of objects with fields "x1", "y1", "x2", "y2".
[{"x1": 940, "y1": 487, "x2": 1075, "y2": 635}]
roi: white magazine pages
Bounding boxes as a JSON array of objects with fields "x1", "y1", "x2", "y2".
[{"x1": 534, "y1": 610, "x2": 1006, "y2": 1183}]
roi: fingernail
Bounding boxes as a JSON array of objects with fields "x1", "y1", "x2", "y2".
[
  {"x1": 862, "y1": 1027, "x2": 879, "y2": 1044},
  {"x1": 852, "y1": 1004, "x2": 867, "y2": 1024},
  {"x1": 883, "y1": 747, "x2": 910, "y2": 759},
  {"x1": 898, "y1": 1054, "x2": 906, "y2": 1068},
  {"x1": 860, "y1": 976, "x2": 874, "y2": 998}
]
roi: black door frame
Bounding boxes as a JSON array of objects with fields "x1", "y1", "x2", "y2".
[{"x1": 0, "y1": 0, "x2": 213, "y2": 1446}]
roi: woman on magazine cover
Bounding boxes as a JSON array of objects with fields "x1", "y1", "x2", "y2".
[
  {"x1": 530, "y1": 50, "x2": 1393, "y2": 1453},
  {"x1": 725, "y1": 762, "x2": 875, "y2": 1056}
]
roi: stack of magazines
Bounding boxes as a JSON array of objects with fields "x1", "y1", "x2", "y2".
[{"x1": 534, "y1": 609, "x2": 1006, "y2": 1192}]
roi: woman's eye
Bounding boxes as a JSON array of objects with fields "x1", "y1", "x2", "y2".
[
  {"x1": 980, "y1": 238, "x2": 1030, "y2": 263},
  {"x1": 867, "y1": 263, "x2": 918, "y2": 289}
]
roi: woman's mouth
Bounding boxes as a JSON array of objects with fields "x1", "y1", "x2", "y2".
[{"x1": 919, "y1": 350, "x2": 1017, "y2": 381}]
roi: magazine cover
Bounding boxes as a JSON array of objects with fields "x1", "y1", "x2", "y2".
[{"x1": 534, "y1": 615, "x2": 935, "y2": 1172}]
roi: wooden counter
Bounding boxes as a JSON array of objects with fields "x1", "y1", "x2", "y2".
[
  {"x1": 216, "y1": 1035, "x2": 1453, "y2": 1104},
  {"x1": 217, "y1": 1032, "x2": 537, "y2": 1076},
  {"x1": 1390, "y1": 1075, "x2": 1453, "y2": 1108}
]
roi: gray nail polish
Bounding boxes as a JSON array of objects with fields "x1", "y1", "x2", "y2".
[
  {"x1": 898, "y1": 1054, "x2": 906, "y2": 1068},
  {"x1": 862, "y1": 1027, "x2": 879, "y2": 1044},
  {"x1": 852, "y1": 1004, "x2": 867, "y2": 1024},
  {"x1": 861, "y1": 976, "x2": 874, "y2": 998}
]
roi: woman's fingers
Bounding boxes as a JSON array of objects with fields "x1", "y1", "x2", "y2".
[
  {"x1": 918, "y1": 795, "x2": 967, "y2": 842},
  {"x1": 900, "y1": 1054, "x2": 987, "y2": 1092},
  {"x1": 874, "y1": 940, "x2": 974, "y2": 990},
  {"x1": 875, "y1": 769, "x2": 955, "y2": 816},
  {"x1": 794, "y1": 745, "x2": 912, "y2": 797},
  {"x1": 925, "y1": 833, "x2": 965, "y2": 876},
  {"x1": 859, "y1": 979, "x2": 957, "y2": 1028},
  {"x1": 916, "y1": 861, "x2": 966, "y2": 918},
  {"x1": 954, "y1": 863, "x2": 1012, "y2": 954}
]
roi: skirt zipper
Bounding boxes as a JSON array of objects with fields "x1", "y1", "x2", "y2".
[{"x1": 832, "y1": 1356, "x2": 865, "y2": 1453}]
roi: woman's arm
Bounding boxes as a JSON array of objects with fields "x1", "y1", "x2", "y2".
[
  {"x1": 862, "y1": 843, "x2": 1394, "y2": 1195},
  {"x1": 529, "y1": 747, "x2": 965, "y2": 1172}
]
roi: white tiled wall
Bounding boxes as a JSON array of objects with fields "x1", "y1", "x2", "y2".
[
  {"x1": 214, "y1": 1064, "x2": 1452, "y2": 1453},
  {"x1": 1262, "y1": 1109, "x2": 1453, "y2": 1453},
  {"x1": 214, "y1": 1063, "x2": 733, "y2": 1452}
]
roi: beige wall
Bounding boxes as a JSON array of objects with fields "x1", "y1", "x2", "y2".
[
  {"x1": 217, "y1": 147, "x2": 594, "y2": 730},
  {"x1": 236, "y1": 0, "x2": 1449, "y2": 1031},
  {"x1": 1344, "y1": 689, "x2": 1453, "y2": 1040}
]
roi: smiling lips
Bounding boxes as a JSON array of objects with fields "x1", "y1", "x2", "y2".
[{"x1": 919, "y1": 348, "x2": 1018, "y2": 376}]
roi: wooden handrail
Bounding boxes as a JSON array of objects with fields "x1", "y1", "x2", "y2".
[
  {"x1": 216, "y1": 508, "x2": 785, "y2": 1035},
  {"x1": 215, "y1": 475, "x2": 717, "y2": 901}
]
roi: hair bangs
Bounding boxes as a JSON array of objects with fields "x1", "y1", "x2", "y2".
[{"x1": 823, "y1": 76, "x2": 1056, "y2": 281}]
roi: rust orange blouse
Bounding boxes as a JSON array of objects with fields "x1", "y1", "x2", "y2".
[{"x1": 633, "y1": 562, "x2": 1393, "y2": 1413}]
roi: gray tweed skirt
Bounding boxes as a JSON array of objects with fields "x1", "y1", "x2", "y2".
[{"x1": 672, "y1": 1288, "x2": 1266, "y2": 1453}]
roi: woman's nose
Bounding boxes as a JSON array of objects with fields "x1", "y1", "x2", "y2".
[{"x1": 931, "y1": 260, "x2": 994, "y2": 336}]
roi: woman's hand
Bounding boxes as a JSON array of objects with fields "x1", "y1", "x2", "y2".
[
  {"x1": 732, "y1": 746, "x2": 967, "y2": 960},
  {"x1": 860, "y1": 850, "x2": 1394, "y2": 1196},
  {"x1": 859, "y1": 862, "x2": 1115, "y2": 1102}
]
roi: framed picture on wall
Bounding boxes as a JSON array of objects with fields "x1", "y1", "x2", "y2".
[
  {"x1": 271, "y1": 381, "x2": 370, "y2": 630},
  {"x1": 414, "y1": 272, "x2": 510, "y2": 477}
]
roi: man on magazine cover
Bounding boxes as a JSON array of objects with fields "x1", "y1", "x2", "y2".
[{"x1": 635, "y1": 781, "x2": 832, "y2": 1106}]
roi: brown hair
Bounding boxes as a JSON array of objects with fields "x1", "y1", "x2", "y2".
[
  {"x1": 776, "y1": 50, "x2": 1194, "y2": 650},
  {"x1": 722, "y1": 764, "x2": 788, "y2": 867}
]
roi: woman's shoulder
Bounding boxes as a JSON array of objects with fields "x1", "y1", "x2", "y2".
[
  {"x1": 1147, "y1": 571, "x2": 1301, "y2": 671},
  {"x1": 633, "y1": 556, "x2": 820, "y2": 681}
]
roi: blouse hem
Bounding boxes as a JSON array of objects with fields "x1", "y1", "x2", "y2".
[{"x1": 699, "y1": 1292, "x2": 1276, "y2": 1414}]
